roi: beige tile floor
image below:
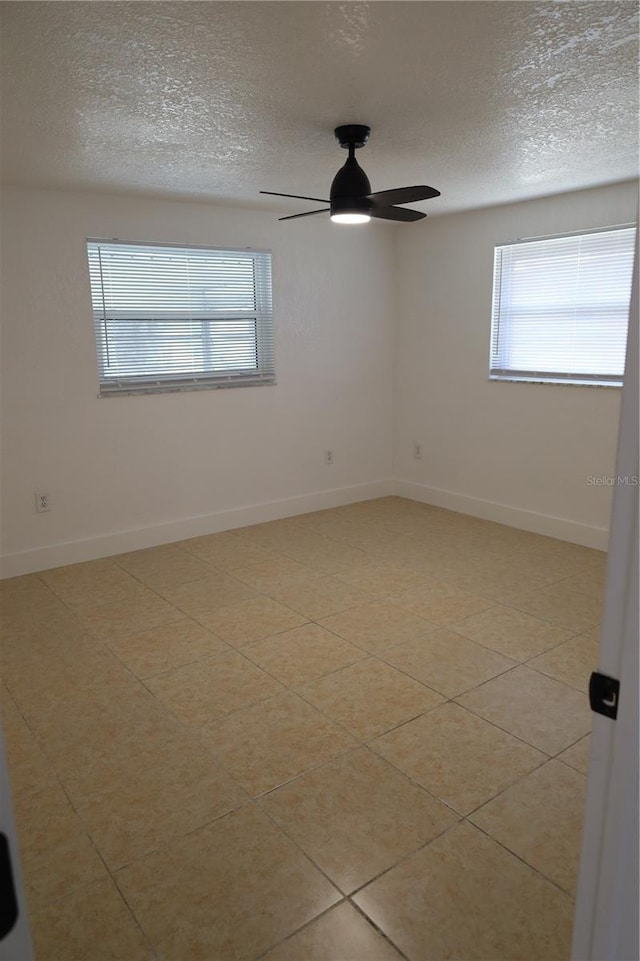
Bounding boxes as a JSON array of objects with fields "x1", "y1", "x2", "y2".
[{"x1": 0, "y1": 497, "x2": 603, "y2": 961}]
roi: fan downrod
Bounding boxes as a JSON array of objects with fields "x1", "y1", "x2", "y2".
[{"x1": 334, "y1": 125, "x2": 370, "y2": 150}]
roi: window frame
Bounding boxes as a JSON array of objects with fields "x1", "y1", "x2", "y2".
[
  {"x1": 86, "y1": 239, "x2": 275, "y2": 397},
  {"x1": 489, "y1": 224, "x2": 636, "y2": 389}
]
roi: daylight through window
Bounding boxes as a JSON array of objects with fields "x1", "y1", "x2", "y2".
[
  {"x1": 489, "y1": 225, "x2": 636, "y2": 387},
  {"x1": 86, "y1": 240, "x2": 274, "y2": 396}
]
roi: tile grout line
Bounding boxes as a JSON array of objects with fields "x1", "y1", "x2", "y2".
[{"x1": 466, "y1": 815, "x2": 580, "y2": 901}]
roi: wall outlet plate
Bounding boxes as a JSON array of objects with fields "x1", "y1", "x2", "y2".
[{"x1": 35, "y1": 492, "x2": 51, "y2": 513}]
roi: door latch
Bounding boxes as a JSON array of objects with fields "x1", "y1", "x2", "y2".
[
  {"x1": 589, "y1": 671, "x2": 620, "y2": 720},
  {"x1": 0, "y1": 833, "x2": 18, "y2": 941}
]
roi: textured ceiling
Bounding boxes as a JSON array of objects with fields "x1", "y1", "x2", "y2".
[{"x1": 1, "y1": 1, "x2": 638, "y2": 217}]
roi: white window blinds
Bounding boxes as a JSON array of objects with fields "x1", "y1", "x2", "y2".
[
  {"x1": 490, "y1": 225, "x2": 636, "y2": 387},
  {"x1": 86, "y1": 240, "x2": 275, "y2": 396}
]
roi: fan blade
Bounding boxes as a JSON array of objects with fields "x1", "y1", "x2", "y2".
[
  {"x1": 261, "y1": 190, "x2": 329, "y2": 203},
  {"x1": 367, "y1": 185, "x2": 440, "y2": 206},
  {"x1": 369, "y1": 206, "x2": 426, "y2": 222},
  {"x1": 278, "y1": 208, "x2": 330, "y2": 221}
]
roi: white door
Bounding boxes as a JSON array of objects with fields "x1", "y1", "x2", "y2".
[{"x1": 571, "y1": 228, "x2": 639, "y2": 961}]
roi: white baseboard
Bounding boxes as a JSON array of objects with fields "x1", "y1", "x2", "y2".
[
  {"x1": 0, "y1": 479, "x2": 395, "y2": 578},
  {"x1": 1, "y1": 476, "x2": 609, "y2": 578},
  {"x1": 395, "y1": 479, "x2": 609, "y2": 551}
]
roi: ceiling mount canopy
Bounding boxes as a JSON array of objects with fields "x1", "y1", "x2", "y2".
[{"x1": 261, "y1": 124, "x2": 440, "y2": 225}]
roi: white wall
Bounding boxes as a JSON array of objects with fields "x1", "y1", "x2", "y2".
[
  {"x1": 2, "y1": 181, "x2": 635, "y2": 576},
  {"x1": 393, "y1": 181, "x2": 638, "y2": 549},
  {"x1": 0, "y1": 186, "x2": 395, "y2": 575}
]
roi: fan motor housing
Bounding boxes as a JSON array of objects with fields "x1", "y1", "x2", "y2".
[
  {"x1": 330, "y1": 157, "x2": 371, "y2": 201},
  {"x1": 330, "y1": 196, "x2": 371, "y2": 217}
]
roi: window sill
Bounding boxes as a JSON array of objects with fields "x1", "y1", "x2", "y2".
[{"x1": 98, "y1": 378, "x2": 277, "y2": 398}]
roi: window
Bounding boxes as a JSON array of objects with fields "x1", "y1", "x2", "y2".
[
  {"x1": 490, "y1": 225, "x2": 636, "y2": 387},
  {"x1": 86, "y1": 240, "x2": 274, "y2": 396}
]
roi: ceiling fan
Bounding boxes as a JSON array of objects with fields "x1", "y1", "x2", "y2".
[{"x1": 261, "y1": 124, "x2": 440, "y2": 225}]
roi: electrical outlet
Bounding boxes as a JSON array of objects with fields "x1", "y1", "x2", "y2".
[
  {"x1": 324, "y1": 449, "x2": 334, "y2": 465},
  {"x1": 35, "y1": 492, "x2": 51, "y2": 513},
  {"x1": 414, "y1": 444, "x2": 423, "y2": 460}
]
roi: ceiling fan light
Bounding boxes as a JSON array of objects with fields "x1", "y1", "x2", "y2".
[{"x1": 330, "y1": 212, "x2": 371, "y2": 225}]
